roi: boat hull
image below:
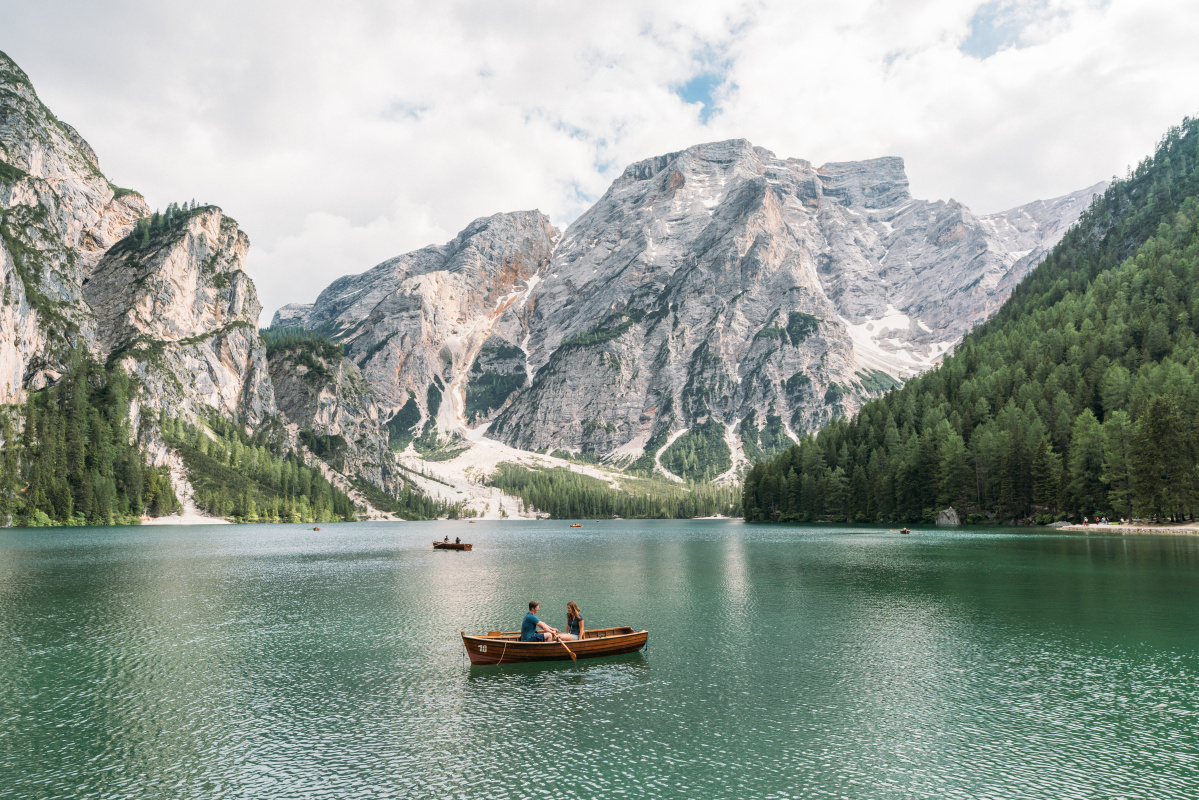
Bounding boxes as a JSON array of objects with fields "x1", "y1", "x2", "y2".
[
  {"x1": 461, "y1": 626, "x2": 648, "y2": 665},
  {"x1": 433, "y1": 542, "x2": 472, "y2": 550}
]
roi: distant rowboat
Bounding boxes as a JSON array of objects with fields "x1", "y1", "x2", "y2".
[
  {"x1": 900, "y1": 528, "x2": 911, "y2": 535},
  {"x1": 433, "y1": 541, "x2": 472, "y2": 550},
  {"x1": 461, "y1": 626, "x2": 648, "y2": 665},
  {"x1": 570, "y1": 523, "x2": 582, "y2": 528}
]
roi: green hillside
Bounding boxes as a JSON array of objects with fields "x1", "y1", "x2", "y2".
[
  {"x1": 163, "y1": 415, "x2": 357, "y2": 524},
  {"x1": 744, "y1": 118, "x2": 1199, "y2": 525}
]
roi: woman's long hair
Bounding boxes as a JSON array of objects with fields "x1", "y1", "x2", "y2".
[{"x1": 567, "y1": 601, "x2": 582, "y2": 622}]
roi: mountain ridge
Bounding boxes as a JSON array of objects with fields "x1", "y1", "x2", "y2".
[{"x1": 280, "y1": 137, "x2": 1103, "y2": 476}]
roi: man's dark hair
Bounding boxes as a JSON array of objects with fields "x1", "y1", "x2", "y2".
[{"x1": 529, "y1": 600, "x2": 538, "y2": 611}]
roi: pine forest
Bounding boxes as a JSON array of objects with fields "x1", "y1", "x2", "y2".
[
  {"x1": 744, "y1": 118, "x2": 1199, "y2": 525},
  {"x1": 488, "y1": 463, "x2": 742, "y2": 519},
  {"x1": 0, "y1": 352, "x2": 179, "y2": 526}
]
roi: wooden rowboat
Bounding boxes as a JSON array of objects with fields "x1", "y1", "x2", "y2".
[
  {"x1": 433, "y1": 541, "x2": 472, "y2": 550},
  {"x1": 461, "y1": 626, "x2": 648, "y2": 665},
  {"x1": 569, "y1": 523, "x2": 582, "y2": 528}
]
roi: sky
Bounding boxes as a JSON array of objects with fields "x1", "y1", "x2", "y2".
[{"x1": 2, "y1": 0, "x2": 1198, "y2": 323}]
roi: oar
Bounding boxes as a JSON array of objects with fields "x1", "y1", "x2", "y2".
[{"x1": 558, "y1": 637, "x2": 577, "y2": 662}]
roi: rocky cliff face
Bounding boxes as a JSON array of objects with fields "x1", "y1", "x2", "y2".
[
  {"x1": 290, "y1": 139, "x2": 1102, "y2": 476},
  {"x1": 86, "y1": 207, "x2": 276, "y2": 425},
  {"x1": 1, "y1": 51, "x2": 274, "y2": 432},
  {"x1": 0, "y1": 51, "x2": 148, "y2": 399},
  {"x1": 1, "y1": 50, "x2": 415, "y2": 516},
  {"x1": 267, "y1": 342, "x2": 394, "y2": 491},
  {"x1": 274, "y1": 210, "x2": 558, "y2": 446},
  {"x1": 490, "y1": 141, "x2": 1104, "y2": 468}
]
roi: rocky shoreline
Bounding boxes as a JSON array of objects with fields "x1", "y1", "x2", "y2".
[{"x1": 1057, "y1": 523, "x2": 1199, "y2": 535}]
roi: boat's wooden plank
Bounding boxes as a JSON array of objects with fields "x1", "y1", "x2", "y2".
[{"x1": 461, "y1": 629, "x2": 648, "y2": 665}]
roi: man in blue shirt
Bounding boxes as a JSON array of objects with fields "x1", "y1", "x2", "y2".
[{"x1": 520, "y1": 601, "x2": 559, "y2": 642}]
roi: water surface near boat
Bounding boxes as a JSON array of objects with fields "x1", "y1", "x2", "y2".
[{"x1": 1, "y1": 520, "x2": 1197, "y2": 798}]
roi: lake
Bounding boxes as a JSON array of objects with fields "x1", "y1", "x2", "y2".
[{"x1": 1, "y1": 520, "x2": 1197, "y2": 799}]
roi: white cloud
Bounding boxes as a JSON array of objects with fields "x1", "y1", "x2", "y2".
[{"x1": 2, "y1": 0, "x2": 1197, "y2": 322}]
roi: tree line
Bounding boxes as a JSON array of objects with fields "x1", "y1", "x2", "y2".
[
  {"x1": 125, "y1": 200, "x2": 206, "y2": 250},
  {"x1": 745, "y1": 117, "x2": 1199, "y2": 525},
  {"x1": 260, "y1": 325, "x2": 347, "y2": 362},
  {"x1": 489, "y1": 463, "x2": 741, "y2": 519},
  {"x1": 348, "y1": 475, "x2": 472, "y2": 520}
]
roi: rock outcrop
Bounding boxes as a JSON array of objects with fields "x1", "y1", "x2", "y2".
[
  {"x1": 0, "y1": 51, "x2": 148, "y2": 399},
  {"x1": 0, "y1": 50, "x2": 416, "y2": 514},
  {"x1": 936, "y1": 507, "x2": 960, "y2": 527},
  {"x1": 86, "y1": 207, "x2": 276, "y2": 425},
  {"x1": 274, "y1": 210, "x2": 558, "y2": 443},
  {"x1": 267, "y1": 342, "x2": 394, "y2": 491}
]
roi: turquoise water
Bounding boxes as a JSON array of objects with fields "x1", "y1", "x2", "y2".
[{"x1": 1, "y1": 520, "x2": 1197, "y2": 799}]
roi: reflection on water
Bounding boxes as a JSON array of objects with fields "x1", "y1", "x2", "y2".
[
  {"x1": 1, "y1": 521, "x2": 1198, "y2": 799},
  {"x1": 466, "y1": 652, "x2": 650, "y2": 684}
]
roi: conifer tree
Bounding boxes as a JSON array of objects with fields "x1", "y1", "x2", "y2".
[{"x1": 1101, "y1": 411, "x2": 1136, "y2": 518}]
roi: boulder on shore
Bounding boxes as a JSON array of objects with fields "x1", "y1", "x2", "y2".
[{"x1": 936, "y1": 507, "x2": 961, "y2": 527}]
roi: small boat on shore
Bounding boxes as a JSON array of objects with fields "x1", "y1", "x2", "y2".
[
  {"x1": 461, "y1": 626, "x2": 648, "y2": 665},
  {"x1": 433, "y1": 541, "x2": 472, "y2": 550}
]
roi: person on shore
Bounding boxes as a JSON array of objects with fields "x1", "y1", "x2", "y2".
[
  {"x1": 520, "y1": 601, "x2": 559, "y2": 642},
  {"x1": 559, "y1": 601, "x2": 585, "y2": 642}
]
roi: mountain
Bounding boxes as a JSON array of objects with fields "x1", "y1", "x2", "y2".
[
  {"x1": 0, "y1": 51, "x2": 389, "y2": 524},
  {"x1": 282, "y1": 139, "x2": 1102, "y2": 478},
  {"x1": 275, "y1": 210, "x2": 556, "y2": 461},
  {"x1": 262, "y1": 329, "x2": 394, "y2": 492},
  {"x1": 742, "y1": 117, "x2": 1199, "y2": 524},
  {"x1": 1, "y1": 53, "x2": 146, "y2": 399},
  {"x1": 0, "y1": 52, "x2": 273, "y2": 428}
]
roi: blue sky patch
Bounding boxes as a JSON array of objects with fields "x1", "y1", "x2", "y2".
[
  {"x1": 961, "y1": 1, "x2": 1033, "y2": 59},
  {"x1": 382, "y1": 101, "x2": 429, "y2": 121},
  {"x1": 677, "y1": 71, "x2": 725, "y2": 123}
]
